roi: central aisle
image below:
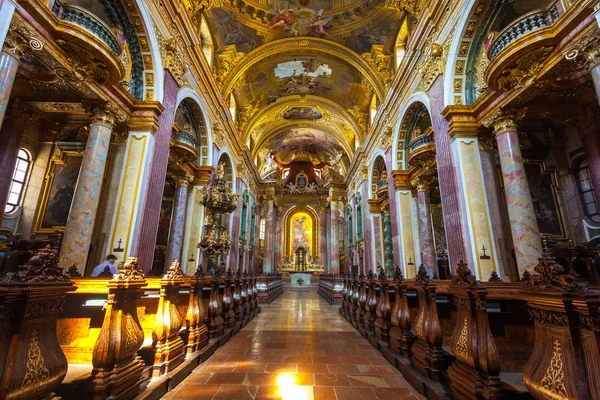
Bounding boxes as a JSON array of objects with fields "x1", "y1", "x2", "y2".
[{"x1": 164, "y1": 287, "x2": 423, "y2": 400}]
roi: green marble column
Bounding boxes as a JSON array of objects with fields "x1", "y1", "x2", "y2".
[{"x1": 383, "y1": 207, "x2": 394, "y2": 277}]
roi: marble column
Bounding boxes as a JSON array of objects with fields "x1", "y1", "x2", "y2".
[
  {"x1": 0, "y1": 102, "x2": 34, "y2": 213},
  {"x1": 329, "y1": 200, "x2": 340, "y2": 274},
  {"x1": 262, "y1": 200, "x2": 275, "y2": 272},
  {"x1": 583, "y1": 39, "x2": 600, "y2": 105},
  {"x1": 0, "y1": 51, "x2": 18, "y2": 131},
  {"x1": 382, "y1": 206, "x2": 394, "y2": 277},
  {"x1": 59, "y1": 109, "x2": 116, "y2": 273},
  {"x1": 577, "y1": 116, "x2": 600, "y2": 208},
  {"x1": 416, "y1": 181, "x2": 437, "y2": 278},
  {"x1": 164, "y1": 175, "x2": 190, "y2": 272},
  {"x1": 319, "y1": 205, "x2": 328, "y2": 268},
  {"x1": 486, "y1": 113, "x2": 542, "y2": 274}
]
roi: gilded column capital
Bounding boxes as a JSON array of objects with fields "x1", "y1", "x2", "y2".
[
  {"x1": 90, "y1": 108, "x2": 117, "y2": 129},
  {"x1": 582, "y1": 38, "x2": 600, "y2": 69},
  {"x1": 413, "y1": 180, "x2": 429, "y2": 192},
  {"x1": 175, "y1": 174, "x2": 193, "y2": 188},
  {"x1": 483, "y1": 110, "x2": 520, "y2": 136}
]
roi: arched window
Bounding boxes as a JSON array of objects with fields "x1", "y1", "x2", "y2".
[
  {"x1": 574, "y1": 157, "x2": 599, "y2": 223},
  {"x1": 5, "y1": 149, "x2": 32, "y2": 214},
  {"x1": 259, "y1": 218, "x2": 266, "y2": 248}
]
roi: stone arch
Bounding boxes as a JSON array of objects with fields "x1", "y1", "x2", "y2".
[
  {"x1": 133, "y1": 0, "x2": 164, "y2": 102},
  {"x1": 393, "y1": 94, "x2": 432, "y2": 170},
  {"x1": 174, "y1": 92, "x2": 211, "y2": 166}
]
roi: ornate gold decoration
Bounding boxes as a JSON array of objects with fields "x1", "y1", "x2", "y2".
[
  {"x1": 483, "y1": 110, "x2": 519, "y2": 136},
  {"x1": 124, "y1": 315, "x2": 139, "y2": 352},
  {"x1": 91, "y1": 108, "x2": 118, "y2": 129},
  {"x1": 540, "y1": 340, "x2": 568, "y2": 399},
  {"x1": 347, "y1": 106, "x2": 368, "y2": 135},
  {"x1": 56, "y1": 40, "x2": 111, "y2": 84},
  {"x1": 361, "y1": 45, "x2": 392, "y2": 88},
  {"x1": 419, "y1": 43, "x2": 444, "y2": 88},
  {"x1": 163, "y1": 38, "x2": 189, "y2": 87},
  {"x1": 496, "y1": 47, "x2": 553, "y2": 91},
  {"x1": 455, "y1": 317, "x2": 469, "y2": 358},
  {"x1": 216, "y1": 45, "x2": 245, "y2": 90},
  {"x1": 22, "y1": 329, "x2": 51, "y2": 388},
  {"x1": 211, "y1": 123, "x2": 225, "y2": 149},
  {"x1": 3, "y1": 20, "x2": 45, "y2": 60}
]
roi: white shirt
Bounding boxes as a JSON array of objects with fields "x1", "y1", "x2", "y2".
[{"x1": 91, "y1": 261, "x2": 117, "y2": 277}]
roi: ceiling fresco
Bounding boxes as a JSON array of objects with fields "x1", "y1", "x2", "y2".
[
  {"x1": 264, "y1": 127, "x2": 344, "y2": 166},
  {"x1": 193, "y1": 0, "x2": 408, "y2": 174}
]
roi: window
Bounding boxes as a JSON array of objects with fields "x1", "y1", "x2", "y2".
[
  {"x1": 5, "y1": 149, "x2": 31, "y2": 214},
  {"x1": 259, "y1": 218, "x2": 266, "y2": 248},
  {"x1": 574, "y1": 158, "x2": 599, "y2": 223}
]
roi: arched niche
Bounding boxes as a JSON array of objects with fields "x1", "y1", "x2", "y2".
[
  {"x1": 217, "y1": 152, "x2": 234, "y2": 190},
  {"x1": 174, "y1": 98, "x2": 209, "y2": 165},
  {"x1": 396, "y1": 100, "x2": 432, "y2": 170},
  {"x1": 284, "y1": 207, "x2": 319, "y2": 260},
  {"x1": 371, "y1": 155, "x2": 388, "y2": 199}
]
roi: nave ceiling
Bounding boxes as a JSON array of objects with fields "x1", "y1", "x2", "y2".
[{"x1": 187, "y1": 0, "x2": 410, "y2": 174}]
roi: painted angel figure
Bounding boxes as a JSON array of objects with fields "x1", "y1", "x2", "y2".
[
  {"x1": 309, "y1": 10, "x2": 333, "y2": 38},
  {"x1": 269, "y1": 5, "x2": 298, "y2": 32}
]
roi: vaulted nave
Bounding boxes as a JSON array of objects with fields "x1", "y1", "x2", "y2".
[{"x1": 1, "y1": 0, "x2": 600, "y2": 399}]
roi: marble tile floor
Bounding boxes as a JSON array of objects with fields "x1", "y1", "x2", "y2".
[{"x1": 163, "y1": 288, "x2": 423, "y2": 400}]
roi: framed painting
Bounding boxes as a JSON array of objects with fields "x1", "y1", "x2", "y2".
[
  {"x1": 34, "y1": 148, "x2": 84, "y2": 233},
  {"x1": 525, "y1": 160, "x2": 566, "y2": 239}
]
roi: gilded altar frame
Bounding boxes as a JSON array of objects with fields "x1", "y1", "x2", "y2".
[
  {"x1": 284, "y1": 206, "x2": 319, "y2": 259},
  {"x1": 34, "y1": 147, "x2": 84, "y2": 234}
]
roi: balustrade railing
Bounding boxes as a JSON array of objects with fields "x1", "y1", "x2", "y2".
[
  {"x1": 172, "y1": 129, "x2": 199, "y2": 150},
  {"x1": 52, "y1": 0, "x2": 122, "y2": 55},
  {"x1": 488, "y1": 0, "x2": 566, "y2": 60},
  {"x1": 408, "y1": 134, "x2": 434, "y2": 153}
]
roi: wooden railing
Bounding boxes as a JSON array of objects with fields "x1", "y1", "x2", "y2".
[
  {"x1": 319, "y1": 256, "x2": 600, "y2": 400},
  {"x1": 256, "y1": 273, "x2": 283, "y2": 303},
  {"x1": 0, "y1": 246, "x2": 283, "y2": 400}
]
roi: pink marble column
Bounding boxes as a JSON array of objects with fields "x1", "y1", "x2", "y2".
[
  {"x1": 416, "y1": 182, "x2": 437, "y2": 277},
  {"x1": 430, "y1": 78, "x2": 468, "y2": 271},
  {"x1": 134, "y1": 71, "x2": 179, "y2": 272},
  {"x1": 274, "y1": 205, "x2": 283, "y2": 271},
  {"x1": 59, "y1": 109, "x2": 115, "y2": 273},
  {"x1": 164, "y1": 176, "x2": 189, "y2": 272},
  {"x1": 329, "y1": 201, "x2": 340, "y2": 274},
  {"x1": 488, "y1": 114, "x2": 542, "y2": 273},
  {"x1": 262, "y1": 200, "x2": 275, "y2": 272},
  {"x1": 0, "y1": 51, "x2": 18, "y2": 131},
  {"x1": 319, "y1": 206, "x2": 328, "y2": 268}
]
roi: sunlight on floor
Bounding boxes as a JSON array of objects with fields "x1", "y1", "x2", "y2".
[{"x1": 276, "y1": 373, "x2": 314, "y2": 400}]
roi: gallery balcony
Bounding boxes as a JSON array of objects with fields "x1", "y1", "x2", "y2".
[
  {"x1": 407, "y1": 132, "x2": 435, "y2": 166},
  {"x1": 170, "y1": 130, "x2": 199, "y2": 163},
  {"x1": 52, "y1": 0, "x2": 122, "y2": 55}
]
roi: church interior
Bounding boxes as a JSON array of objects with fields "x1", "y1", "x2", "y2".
[{"x1": 1, "y1": 0, "x2": 600, "y2": 398}]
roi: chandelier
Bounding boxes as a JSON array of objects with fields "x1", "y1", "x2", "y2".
[
  {"x1": 198, "y1": 212, "x2": 232, "y2": 259},
  {"x1": 198, "y1": 163, "x2": 239, "y2": 265},
  {"x1": 200, "y1": 163, "x2": 239, "y2": 214}
]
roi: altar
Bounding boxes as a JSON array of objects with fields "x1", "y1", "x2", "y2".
[{"x1": 290, "y1": 273, "x2": 312, "y2": 286}]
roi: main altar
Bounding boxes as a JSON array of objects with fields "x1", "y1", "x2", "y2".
[{"x1": 278, "y1": 247, "x2": 324, "y2": 273}]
